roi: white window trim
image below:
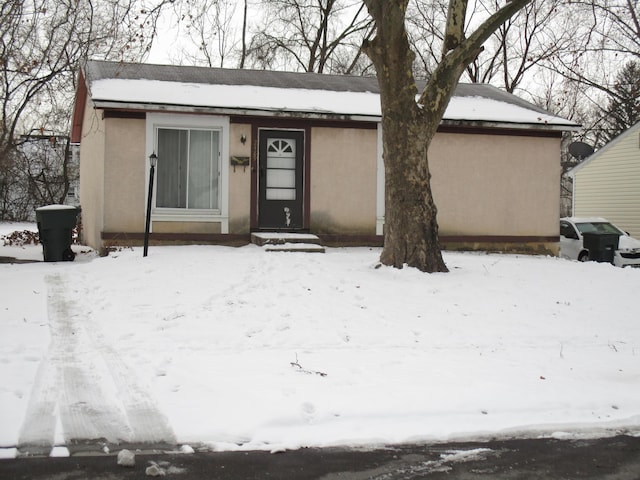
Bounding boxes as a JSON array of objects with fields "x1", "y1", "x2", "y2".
[{"x1": 146, "y1": 113, "x2": 229, "y2": 233}]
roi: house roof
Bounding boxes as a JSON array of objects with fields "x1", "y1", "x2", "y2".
[
  {"x1": 567, "y1": 121, "x2": 640, "y2": 178},
  {"x1": 80, "y1": 60, "x2": 578, "y2": 130}
]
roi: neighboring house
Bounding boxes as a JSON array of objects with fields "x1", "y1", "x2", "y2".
[
  {"x1": 70, "y1": 60, "x2": 578, "y2": 254},
  {"x1": 568, "y1": 122, "x2": 640, "y2": 238}
]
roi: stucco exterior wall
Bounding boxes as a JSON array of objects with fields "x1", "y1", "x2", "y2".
[
  {"x1": 310, "y1": 127, "x2": 378, "y2": 234},
  {"x1": 79, "y1": 102, "x2": 562, "y2": 253},
  {"x1": 152, "y1": 221, "x2": 221, "y2": 234},
  {"x1": 103, "y1": 117, "x2": 146, "y2": 235},
  {"x1": 78, "y1": 98, "x2": 106, "y2": 249},
  {"x1": 429, "y1": 132, "x2": 561, "y2": 238},
  {"x1": 573, "y1": 125, "x2": 640, "y2": 238},
  {"x1": 229, "y1": 123, "x2": 251, "y2": 234}
]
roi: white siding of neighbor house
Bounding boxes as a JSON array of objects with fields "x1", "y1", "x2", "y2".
[{"x1": 572, "y1": 123, "x2": 640, "y2": 238}]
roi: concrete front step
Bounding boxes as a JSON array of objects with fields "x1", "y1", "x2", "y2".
[
  {"x1": 251, "y1": 232, "x2": 322, "y2": 246},
  {"x1": 264, "y1": 243, "x2": 325, "y2": 253},
  {"x1": 251, "y1": 232, "x2": 325, "y2": 253}
]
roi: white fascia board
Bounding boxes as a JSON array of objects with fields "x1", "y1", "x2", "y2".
[
  {"x1": 93, "y1": 100, "x2": 382, "y2": 123},
  {"x1": 94, "y1": 99, "x2": 575, "y2": 134}
]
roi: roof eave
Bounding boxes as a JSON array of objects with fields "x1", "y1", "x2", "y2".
[
  {"x1": 439, "y1": 119, "x2": 580, "y2": 133},
  {"x1": 567, "y1": 121, "x2": 640, "y2": 177},
  {"x1": 92, "y1": 100, "x2": 382, "y2": 123},
  {"x1": 566, "y1": 164, "x2": 580, "y2": 178},
  {"x1": 91, "y1": 100, "x2": 581, "y2": 133}
]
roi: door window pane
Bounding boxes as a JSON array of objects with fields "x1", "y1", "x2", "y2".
[
  {"x1": 267, "y1": 156, "x2": 296, "y2": 169},
  {"x1": 266, "y1": 138, "x2": 296, "y2": 201},
  {"x1": 266, "y1": 169, "x2": 295, "y2": 188},
  {"x1": 266, "y1": 189, "x2": 296, "y2": 200}
]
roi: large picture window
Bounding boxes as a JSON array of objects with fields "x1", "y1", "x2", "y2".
[
  {"x1": 146, "y1": 113, "x2": 229, "y2": 232},
  {"x1": 156, "y1": 128, "x2": 220, "y2": 210}
]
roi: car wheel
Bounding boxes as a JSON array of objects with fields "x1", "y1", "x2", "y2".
[{"x1": 578, "y1": 251, "x2": 589, "y2": 262}]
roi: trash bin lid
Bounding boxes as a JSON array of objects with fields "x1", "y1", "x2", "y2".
[{"x1": 36, "y1": 204, "x2": 78, "y2": 211}]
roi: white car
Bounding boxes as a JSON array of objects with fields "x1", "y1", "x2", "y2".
[{"x1": 560, "y1": 217, "x2": 640, "y2": 267}]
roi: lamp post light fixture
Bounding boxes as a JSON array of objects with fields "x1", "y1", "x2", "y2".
[{"x1": 143, "y1": 152, "x2": 158, "y2": 257}]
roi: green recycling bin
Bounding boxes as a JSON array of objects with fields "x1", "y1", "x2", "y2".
[{"x1": 35, "y1": 205, "x2": 79, "y2": 262}]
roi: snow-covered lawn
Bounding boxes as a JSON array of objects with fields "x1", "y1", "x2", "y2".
[{"x1": 1, "y1": 223, "x2": 639, "y2": 458}]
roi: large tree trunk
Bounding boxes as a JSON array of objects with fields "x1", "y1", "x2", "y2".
[
  {"x1": 363, "y1": 0, "x2": 447, "y2": 273},
  {"x1": 363, "y1": 0, "x2": 531, "y2": 273},
  {"x1": 380, "y1": 113, "x2": 446, "y2": 272}
]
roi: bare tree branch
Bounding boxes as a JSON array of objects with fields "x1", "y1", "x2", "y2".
[
  {"x1": 0, "y1": 0, "x2": 173, "y2": 220},
  {"x1": 247, "y1": 0, "x2": 372, "y2": 73}
]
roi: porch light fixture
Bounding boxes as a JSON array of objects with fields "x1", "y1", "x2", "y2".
[{"x1": 143, "y1": 152, "x2": 158, "y2": 257}]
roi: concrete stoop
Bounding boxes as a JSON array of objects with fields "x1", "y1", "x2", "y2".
[{"x1": 251, "y1": 232, "x2": 325, "y2": 253}]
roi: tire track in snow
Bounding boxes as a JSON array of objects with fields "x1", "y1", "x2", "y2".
[
  {"x1": 16, "y1": 351, "x2": 58, "y2": 455},
  {"x1": 78, "y1": 320, "x2": 177, "y2": 445},
  {"x1": 51, "y1": 279, "x2": 132, "y2": 445},
  {"x1": 55, "y1": 272, "x2": 177, "y2": 446},
  {"x1": 17, "y1": 273, "x2": 175, "y2": 454}
]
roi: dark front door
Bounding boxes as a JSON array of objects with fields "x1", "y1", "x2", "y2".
[{"x1": 258, "y1": 130, "x2": 305, "y2": 230}]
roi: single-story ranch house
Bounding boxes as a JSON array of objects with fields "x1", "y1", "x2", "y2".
[{"x1": 71, "y1": 60, "x2": 579, "y2": 254}]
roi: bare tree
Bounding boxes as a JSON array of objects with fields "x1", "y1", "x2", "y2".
[
  {"x1": 407, "y1": 0, "x2": 573, "y2": 94},
  {"x1": 240, "y1": 0, "x2": 249, "y2": 68},
  {"x1": 175, "y1": 0, "x2": 239, "y2": 67},
  {"x1": 471, "y1": 0, "x2": 574, "y2": 93},
  {"x1": 405, "y1": 0, "x2": 448, "y2": 77},
  {"x1": 600, "y1": 60, "x2": 640, "y2": 140},
  {"x1": 544, "y1": 1, "x2": 639, "y2": 109},
  {"x1": 362, "y1": 0, "x2": 532, "y2": 273},
  {"x1": 0, "y1": 149, "x2": 28, "y2": 221},
  {"x1": 0, "y1": 0, "x2": 172, "y2": 220},
  {"x1": 570, "y1": 0, "x2": 639, "y2": 61},
  {"x1": 247, "y1": 0, "x2": 373, "y2": 73}
]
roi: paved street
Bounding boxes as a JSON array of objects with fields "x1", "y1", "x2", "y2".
[{"x1": 1, "y1": 435, "x2": 639, "y2": 479}]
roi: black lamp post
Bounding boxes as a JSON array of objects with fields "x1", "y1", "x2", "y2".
[{"x1": 143, "y1": 152, "x2": 158, "y2": 257}]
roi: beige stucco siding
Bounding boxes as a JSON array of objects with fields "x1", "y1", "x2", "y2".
[
  {"x1": 152, "y1": 221, "x2": 221, "y2": 234},
  {"x1": 573, "y1": 127, "x2": 640, "y2": 238},
  {"x1": 103, "y1": 117, "x2": 146, "y2": 234},
  {"x1": 78, "y1": 98, "x2": 564, "y2": 252},
  {"x1": 310, "y1": 127, "x2": 378, "y2": 234},
  {"x1": 78, "y1": 98, "x2": 106, "y2": 249},
  {"x1": 228, "y1": 123, "x2": 251, "y2": 234},
  {"x1": 430, "y1": 132, "x2": 561, "y2": 237},
  {"x1": 81, "y1": 111, "x2": 248, "y2": 248}
]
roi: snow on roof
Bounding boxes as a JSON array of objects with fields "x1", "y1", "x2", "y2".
[
  {"x1": 84, "y1": 60, "x2": 578, "y2": 129},
  {"x1": 443, "y1": 95, "x2": 573, "y2": 126},
  {"x1": 91, "y1": 79, "x2": 382, "y2": 118}
]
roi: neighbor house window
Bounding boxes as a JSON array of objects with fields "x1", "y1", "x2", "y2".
[{"x1": 156, "y1": 128, "x2": 220, "y2": 210}]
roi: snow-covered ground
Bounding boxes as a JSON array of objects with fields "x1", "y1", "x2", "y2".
[{"x1": 1, "y1": 222, "x2": 639, "y2": 459}]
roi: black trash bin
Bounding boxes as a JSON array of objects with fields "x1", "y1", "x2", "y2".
[
  {"x1": 582, "y1": 232, "x2": 619, "y2": 264},
  {"x1": 35, "y1": 205, "x2": 79, "y2": 262}
]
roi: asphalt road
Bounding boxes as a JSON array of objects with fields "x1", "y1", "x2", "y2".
[{"x1": 1, "y1": 435, "x2": 639, "y2": 479}]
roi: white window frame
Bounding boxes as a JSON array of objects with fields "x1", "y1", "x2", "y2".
[{"x1": 146, "y1": 113, "x2": 229, "y2": 233}]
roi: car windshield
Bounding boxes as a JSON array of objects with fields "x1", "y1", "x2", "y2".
[{"x1": 575, "y1": 222, "x2": 624, "y2": 235}]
